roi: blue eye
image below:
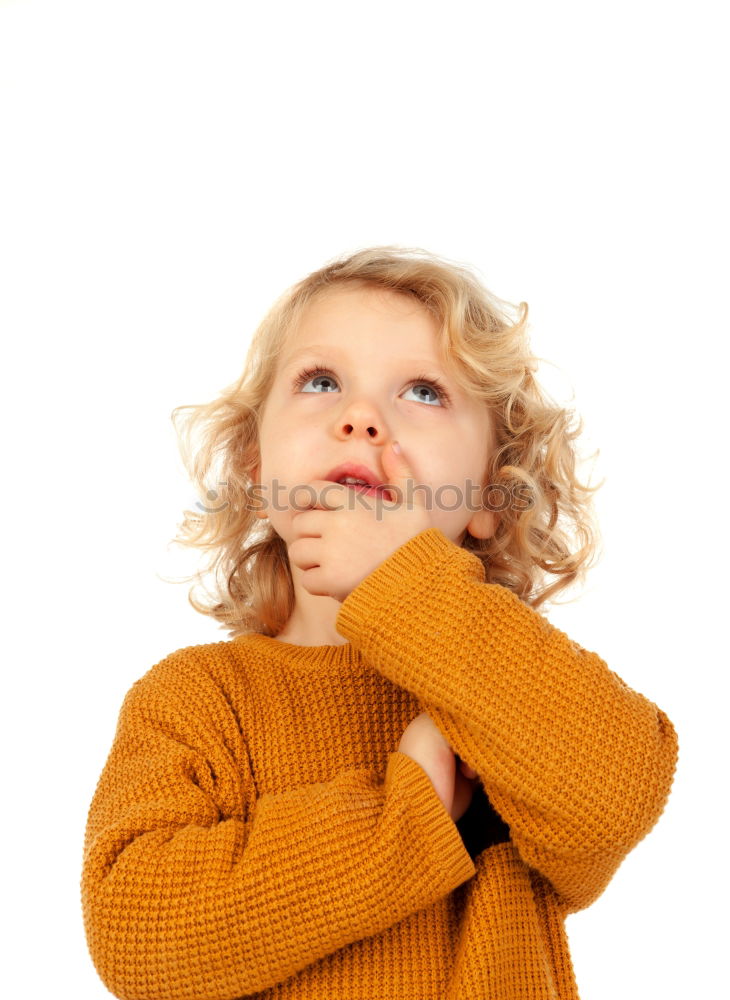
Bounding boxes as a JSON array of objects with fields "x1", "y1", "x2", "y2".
[
  {"x1": 292, "y1": 366, "x2": 451, "y2": 407},
  {"x1": 402, "y1": 383, "x2": 442, "y2": 406},
  {"x1": 294, "y1": 367, "x2": 339, "y2": 394}
]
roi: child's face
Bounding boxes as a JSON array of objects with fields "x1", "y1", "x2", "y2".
[{"x1": 252, "y1": 284, "x2": 497, "y2": 548}]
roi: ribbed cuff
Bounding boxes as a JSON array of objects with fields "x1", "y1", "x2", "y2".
[
  {"x1": 385, "y1": 749, "x2": 476, "y2": 889},
  {"x1": 336, "y1": 527, "x2": 481, "y2": 642}
]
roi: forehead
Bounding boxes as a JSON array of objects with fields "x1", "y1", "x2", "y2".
[{"x1": 282, "y1": 284, "x2": 441, "y2": 362}]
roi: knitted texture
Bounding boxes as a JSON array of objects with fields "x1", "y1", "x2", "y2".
[{"x1": 81, "y1": 528, "x2": 678, "y2": 1000}]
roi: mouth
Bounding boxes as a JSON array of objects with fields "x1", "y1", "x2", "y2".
[
  {"x1": 324, "y1": 461, "x2": 392, "y2": 500},
  {"x1": 339, "y1": 482, "x2": 388, "y2": 498}
]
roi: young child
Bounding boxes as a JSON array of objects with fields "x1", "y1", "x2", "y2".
[{"x1": 81, "y1": 247, "x2": 678, "y2": 1000}]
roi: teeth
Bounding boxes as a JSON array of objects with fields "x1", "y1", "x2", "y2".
[{"x1": 339, "y1": 476, "x2": 371, "y2": 486}]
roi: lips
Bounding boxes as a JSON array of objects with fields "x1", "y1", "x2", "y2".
[{"x1": 324, "y1": 462, "x2": 386, "y2": 488}]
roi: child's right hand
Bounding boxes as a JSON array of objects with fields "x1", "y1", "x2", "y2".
[{"x1": 397, "y1": 711, "x2": 478, "y2": 823}]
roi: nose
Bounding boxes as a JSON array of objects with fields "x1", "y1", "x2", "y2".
[{"x1": 335, "y1": 396, "x2": 388, "y2": 442}]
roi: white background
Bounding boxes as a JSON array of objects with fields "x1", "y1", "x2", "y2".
[{"x1": 1, "y1": 1, "x2": 727, "y2": 996}]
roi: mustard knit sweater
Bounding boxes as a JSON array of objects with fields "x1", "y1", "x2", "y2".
[{"x1": 81, "y1": 528, "x2": 678, "y2": 1000}]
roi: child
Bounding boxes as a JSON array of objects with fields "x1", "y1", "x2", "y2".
[{"x1": 81, "y1": 246, "x2": 678, "y2": 1000}]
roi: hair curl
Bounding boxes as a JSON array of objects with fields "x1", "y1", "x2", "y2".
[{"x1": 168, "y1": 245, "x2": 603, "y2": 639}]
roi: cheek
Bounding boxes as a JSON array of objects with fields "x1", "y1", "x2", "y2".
[{"x1": 420, "y1": 449, "x2": 471, "y2": 486}]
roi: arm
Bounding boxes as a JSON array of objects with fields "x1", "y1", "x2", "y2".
[
  {"x1": 335, "y1": 528, "x2": 679, "y2": 915},
  {"x1": 81, "y1": 651, "x2": 475, "y2": 1000}
]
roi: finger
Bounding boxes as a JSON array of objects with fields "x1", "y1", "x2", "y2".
[
  {"x1": 380, "y1": 440, "x2": 425, "y2": 507},
  {"x1": 287, "y1": 537, "x2": 321, "y2": 571},
  {"x1": 298, "y1": 567, "x2": 331, "y2": 597},
  {"x1": 459, "y1": 760, "x2": 478, "y2": 779},
  {"x1": 292, "y1": 481, "x2": 351, "y2": 513},
  {"x1": 289, "y1": 509, "x2": 325, "y2": 537}
]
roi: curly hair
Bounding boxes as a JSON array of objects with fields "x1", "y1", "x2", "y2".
[{"x1": 168, "y1": 245, "x2": 603, "y2": 639}]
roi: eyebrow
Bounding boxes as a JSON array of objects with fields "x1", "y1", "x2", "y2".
[
  {"x1": 281, "y1": 344, "x2": 449, "y2": 375},
  {"x1": 280, "y1": 345, "x2": 347, "y2": 370}
]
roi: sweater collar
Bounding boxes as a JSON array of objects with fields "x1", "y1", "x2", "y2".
[{"x1": 235, "y1": 631, "x2": 364, "y2": 672}]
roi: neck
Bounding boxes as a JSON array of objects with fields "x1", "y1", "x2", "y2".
[{"x1": 275, "y1": 565, "x2": 349, "y2": 646}]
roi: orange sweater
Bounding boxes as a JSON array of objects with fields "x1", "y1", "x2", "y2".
[{"x1": 81, "y1": 528, "x2": 678, "y2": 1000}]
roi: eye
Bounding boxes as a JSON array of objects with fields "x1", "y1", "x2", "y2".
[
  {"x1": 292, "y1": 366, "x2": 339, "y2": 394},
  {"x1": 402, "y1": 379, "x2": 450, "y2": 406},
  {"x1": 292, "y1": 366, "x2": 452, "y2": 407}
]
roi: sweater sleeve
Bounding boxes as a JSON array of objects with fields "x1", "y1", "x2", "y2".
[
  {"x1": 81, "y1": 650, "x2": 476, "y2": 1000},
  {"x1": 335, "y1": 528, "x2": 679, "y2": 915}
]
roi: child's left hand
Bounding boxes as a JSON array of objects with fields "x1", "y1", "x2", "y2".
[{"x1": 287, "y1": 442, "x2": 433, "y2": 603}]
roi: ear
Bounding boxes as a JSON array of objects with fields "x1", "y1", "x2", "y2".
[
  {"x1": 468, "y1": 436, "x2": 499, "y2": 540},
  {"x1": 465, "y1": 505, "x2": 498, "y2": 541}
]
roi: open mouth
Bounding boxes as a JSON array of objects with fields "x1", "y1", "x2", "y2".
[
  {"x1": 342, "y1": 482, "x2": 386, "y2": 496},
  {"x1": 334, "y1": 477, "x2": 391, "y2": 500}
]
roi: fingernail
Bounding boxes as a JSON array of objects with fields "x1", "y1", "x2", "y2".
[{"x1": 392, "y1": 440, "x2": 401, "y2": 455}]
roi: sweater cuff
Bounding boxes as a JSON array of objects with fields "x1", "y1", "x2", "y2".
[
  {"x1": 336, "y1": 527, "x2": 482, "y2": 641},
  {"x1": 385, "y1": 749, "x2": 476, "y2": 888}
]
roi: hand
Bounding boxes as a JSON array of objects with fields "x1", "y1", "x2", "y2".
[
  {"x1": 397, "y1": 711, "x2": 479, "y2": 824},
  {"x1": 287, "y1": 441, "x2": 432, "y2": 604}
]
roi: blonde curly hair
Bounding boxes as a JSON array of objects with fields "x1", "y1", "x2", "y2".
[{"x1": 169, "y1": 246, "x2": 603, "y2": 639}]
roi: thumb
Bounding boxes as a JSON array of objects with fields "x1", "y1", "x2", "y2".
[
  {"x1": 381, "y1": 440, "x2": 423, "y2": 507},
  {"x1": 459, "y1": 760, "x2": 478, "y2": 779}
]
